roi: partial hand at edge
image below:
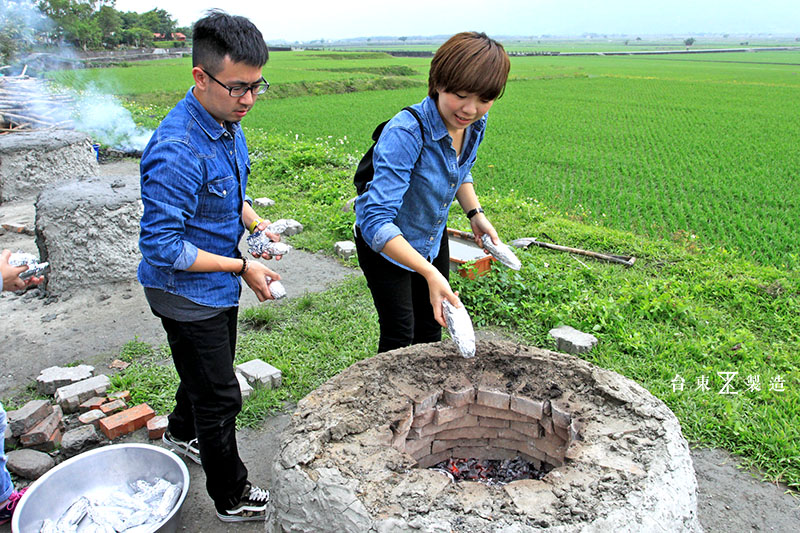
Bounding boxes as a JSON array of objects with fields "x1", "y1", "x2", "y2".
[{"x1": 243, "y1": 260, "x2": 282, "y2": 302}]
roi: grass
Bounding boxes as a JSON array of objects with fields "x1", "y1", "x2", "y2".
[{"x1": 35, "y1": 48, "x2": 800, "y2": 491}]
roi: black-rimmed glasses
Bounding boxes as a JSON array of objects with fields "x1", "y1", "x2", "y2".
[{"x1": 201, "y1": 68, "x2": 269, "y2": 97}]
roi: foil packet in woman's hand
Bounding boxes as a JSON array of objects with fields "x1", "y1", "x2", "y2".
[
  {"x1": 481, "y1": 234, "x2": 521, "y2": 270},
  {"x1": 267, "y1": 276, "x2": 286, "y2": 299},
  {"x1": 443, "y1": 300, "x2": 475, "y2": 358}
]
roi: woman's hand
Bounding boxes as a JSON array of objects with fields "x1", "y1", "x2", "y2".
[
  {"x1": 250, "y1": 219, "x2": 283, "y2": 261},
  {"x1": 424, "y1": 269, "x2": 461, "y2": 327},
  {"x1": 470, "y1": 213, "x2": 499, "y2": 249},
  {"x1": 1, "y1": 249, "x2": 43, "y2": 292}
]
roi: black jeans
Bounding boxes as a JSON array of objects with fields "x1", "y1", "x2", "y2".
[
  {"x1": 154, "y1": 307, "x2": 248, "y2": 511},
  {"x1": 355, "y1": 226, "x2": 450, "y2": 353}
]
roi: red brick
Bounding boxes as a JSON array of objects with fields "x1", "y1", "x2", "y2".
[
  {"x1": 432, "y1": 438, "x2": 488, "y2": 454},
  {"x1": 412, "y1": 414, "x2": 479, "y2": 438},
  {"x1": 99, "y1": 404, "x2": 155, "y2": 440},
  {"x1": 79, "y1": 396, "x2": 107, "y2": 413},
  {"x1": 478, "y1": 417, "x2": 509, "y2": 428},
  {"x1": 541, "y1": 416, "x2": 554, "y2": 436},
  {"x1": 468, "y1": 404, "x2": 537, "y2": 423},
  {"x1": 570, "y1": 418, "x2": 582, "y2": 442},
  {"x1": 533, "y1": 436, "x2": 566, "y2": 460},
  {"x1": 391, "y1": 403, "x2": 414, "y2": 436},
  {"x1": 415, "y1": 450, "x2": 452, "y2": 469},
  {"x1": 20, "y1": 406, "x2": 62, "y2": 447},
  {"x1": 476, "y1": 388, "x2": 510, "y2": 410},
  {"x1": 404, "y1": 435, "x2": 434, "y2": 459},
  {"x1": 107, "y1": 390, "x2": 132, "y2": 403},
  {"x1": 434, "y1": 404, "x2": 468, "y2": 426},
  {"x1": 99, "y1": 398, "x2": 127, "y2": 415},
  {"x1": 31, "y1": 427, "x2": 62, "y2": 452},
  {"x1": 443, "y1": 384, "x2": 475, "y2": 408},
  {"x1": 77, "y1": 409, "x2": 106, "y2": 427},
  {"x1": 436, "y1": 427, "x2": 498, "y2": 441},
  {"x1": 497, "y1": 428, "x2": 531, "y2": 441},
  {"x1": 411, "y1": 409, "x2": 434, "y2": 428},
  {"x1": 147, "y1": 415, "x2": 168, "y2": 440},
  {"x1": 554, "y1": 423, "x2": 569, "y2": 441},
  {"x1": 451, "y1": 446, "x2": 492, "y2": 460},
  {"x1": 7, "y1": 400, "x2": 52, "y2": 435},
  {"x1": 509, "y1": 420, "x2": 539, "y2": 437},
  {"x1": 510, "y1": 395, "x2": 544, "y2": 420}
]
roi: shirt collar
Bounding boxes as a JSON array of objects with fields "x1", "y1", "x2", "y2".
[
  {"x1": 421, "y1": 95, "x2": 487, "y2": 142},
  {"x1": 184, "y1": 87, "x2": 240, "y2": 141}
]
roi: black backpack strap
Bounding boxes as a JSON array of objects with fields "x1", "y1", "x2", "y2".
[{"x1": 402, "y1": 106, "x2": 424, "y2": 143}]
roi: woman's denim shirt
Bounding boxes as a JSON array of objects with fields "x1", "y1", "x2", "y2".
[
  {"x1": 138, "y1": 88, "x2": 250, "y2": 308},
  {"x1": 355, "y1": 96, "x2": 487, "y2": 270}
]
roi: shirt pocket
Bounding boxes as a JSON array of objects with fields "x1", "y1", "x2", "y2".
[{"x1": 198, "y1": 175, "x2": 239, "y2": 220}]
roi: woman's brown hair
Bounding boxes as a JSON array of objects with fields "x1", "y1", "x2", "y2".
[{"x1": 428, "y1": 32, "x2": 511, "y2": 101}]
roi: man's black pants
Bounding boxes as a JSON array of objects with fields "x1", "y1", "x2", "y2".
[
  {"x1": 155, "y1": 307, "x2": 248, "y2": 511},
  {"x1": 355, "y1": 226, "x2": 450, "y2": 353}
]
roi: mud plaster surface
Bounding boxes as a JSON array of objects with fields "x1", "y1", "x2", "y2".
[{"x1": 0, "y1": 159, "x2": 797, "y2": 532}]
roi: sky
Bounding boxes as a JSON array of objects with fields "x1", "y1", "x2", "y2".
[{"x1": 112, "y1": 0, "x2": 800, "y2": 42}]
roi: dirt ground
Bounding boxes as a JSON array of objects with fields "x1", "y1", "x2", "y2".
[{"x1": 0, "y1": 160, "x2": 797, "y2": 532}]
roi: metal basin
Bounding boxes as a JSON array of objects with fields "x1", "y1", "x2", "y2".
[{"x1": 12, "y1": 443, "x2": 190, "y2": 533}]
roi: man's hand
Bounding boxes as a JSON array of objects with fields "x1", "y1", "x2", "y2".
[{"x1": 242, "y1": 260, "x2": 281, "y2": 301}]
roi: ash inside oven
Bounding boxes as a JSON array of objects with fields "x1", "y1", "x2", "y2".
[{"x1": 431, "y1": 456, "x2": 550, "y2": 485}]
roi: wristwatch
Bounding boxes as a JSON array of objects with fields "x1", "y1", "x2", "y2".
[{"x1": 466, "y1": 207, "x2": 484, "y2": 219}]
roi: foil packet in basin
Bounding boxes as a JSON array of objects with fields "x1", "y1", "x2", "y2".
[
  {"x1": 481, "y1": 234, "x2": 521, "y2": 270},
  {"x1": 443, "y1": 300, "x2": 475, "y2": 358}
]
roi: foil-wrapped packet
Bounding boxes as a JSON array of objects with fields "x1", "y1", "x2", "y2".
[
  {"x1": 267, "y1": 276, "x2": 286, "y2": 300},
  {"x1": 481, "y1": 234, "x2": 522, "y2": 270},
  {"x1": 247, "y1": 231, "x2": 292, "y2": 257},
  {"x1": 56, "y1": 496, "x2": 89, "y2": 532},
  {"x1": 39, "y1": 519, "x2": 57, "y2": 533},
  {"x1": 153, "y1": 484, "x2": 182, "y2": 520},
  {"x1": 8, "y1": 251, "x2": 49, "y2": 279},
  {"x1": 443, "y1": 300, "x2": 475, "y2": 358}
]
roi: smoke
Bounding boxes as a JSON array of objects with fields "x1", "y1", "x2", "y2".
[{"x1": 69, "y1": 88, "x2": 153, "y2": 152}]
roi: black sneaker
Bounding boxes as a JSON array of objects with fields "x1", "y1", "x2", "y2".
[
  {"x1": 216, "y1": 482, "x2": 270, "y2": 522},
  {"x1": 162, "y1": 430, "x2": 201, "y2": 465}
]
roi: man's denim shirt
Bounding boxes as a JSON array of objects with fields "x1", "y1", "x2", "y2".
[
  {"x1": 355, "y1": 96, "x2": 487, "y2": 270},
  {"x1": 138, "y1": 88, "x2": 250, "y2": 308}
]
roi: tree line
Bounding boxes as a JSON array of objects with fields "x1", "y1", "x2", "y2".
[{"x1": 1, "y1": 0, "x2": 190, "y2": 65}]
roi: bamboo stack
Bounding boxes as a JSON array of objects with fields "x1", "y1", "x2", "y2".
[{"x1": 0, "y1": 71, "x2": 75, "y2": 133}]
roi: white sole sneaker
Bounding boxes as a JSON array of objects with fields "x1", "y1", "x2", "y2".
[{"x1": 162, "y1": 431, "x2": 201, "y2": 465}]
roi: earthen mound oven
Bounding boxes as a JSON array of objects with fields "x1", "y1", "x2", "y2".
[{"x1": 270, "y1": 341, "x2": 702, "y2": 532}]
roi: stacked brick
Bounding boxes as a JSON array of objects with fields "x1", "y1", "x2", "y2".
[{"x1": 388, "y1": 381, "x2": 580, "y2": 471}]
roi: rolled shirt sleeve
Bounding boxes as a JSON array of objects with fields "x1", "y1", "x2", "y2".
[{"x1": 139, "y1": 139, "x2": 204, "y2": 271}]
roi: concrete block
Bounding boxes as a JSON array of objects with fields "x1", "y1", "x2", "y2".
[
  {"x1": 7, "y1": 399, "x2": 52, "y2": 435},
  {"x1": 20, "y1": 406, "x2": 62, "y2": 447},
  {"x1": 548, "y1": 325, "x2": 599, "y2": 354},
  {"x1": 55, "y1": 374, "x2": 112, "y2": 413},
  {"x1": 98, "y1": 403, "x2": 156, "y2": 440},
  {"x1": 6, "y1": 449, "x2": 55, "y2": 480},
  {"x1": 236, "y1": 372, "x2": 253, "y2": 399},
  {"x1": 77, "y1": 409, "x2": 106, "y2": 428},
  {"x1": 334, "y1": 240, "x2": 356, "y2": 260},
  {"x1": 0, "y1": 130, "x2": 98, "y2": 202},
  {"x1": 236, "y1": 359, "x2": 282, "y2": 389},
  {"x1": 147, "y1": 415, "x2": 168, "y2": 440},
  {"x1": 35, "y1": 174, "x2": 142, "y2": 294},
  {"x1": 36, "y1": 364, "x2": 95, "y2": 395}
]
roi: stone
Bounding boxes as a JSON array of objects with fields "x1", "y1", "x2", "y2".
[
  {"x1": 35, "y1": 174, "x2": 142, "y2": 294},
  {"x1": 77, "y1": 409, "x2": 106, "y2": 427},
  {"x1": 55, "y1": 375, "x2": 112, "y2": 413},
  {"x1": 61, "y1": 425, "x2": 102, "y2": 457},
  {"x1": 334, "y1": 240, "x2": 356, "y2": 260},
  {"x1": 236, "y1": 359, "x2": 282, "y2": 389},
  {"x1": 253, "y1": 197, "x2": 275, "y2": 207},
  {"x1": 36, "y1": 364, "x2": 95, "y2": 395},
  {"x1": 7, "y1": 399, "x2": 52, "y2": 435},
  {"x1": 6, "y1": 449, "x2": 55, "y2": 480},
  {"x1": 341, "y1": 196, "x2": 357, "y2": 213},
  {"x1": 548, "y1": 325, "x2": 599, "y2": 354}
]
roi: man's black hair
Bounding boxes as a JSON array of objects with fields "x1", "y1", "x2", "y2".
[{"x1": 192, "y1": 10, "x2": 269, "y2": 74}]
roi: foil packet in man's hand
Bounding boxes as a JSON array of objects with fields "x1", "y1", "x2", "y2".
[
  {"x1": 443, "y1": 300, "x2": 475, "y2": 358},
  {"x1": 481, "y1": 234, "x2": 522, "y2": 270},
  {"x1": 267, "y1": 276, "x2": 286, "y2": 299},
  {"x1": 247, "y1": 231, "x2": 292, "y2": 257},
  {"x1": 8, "y1": 251, "x2": 49, "y2": 279}
]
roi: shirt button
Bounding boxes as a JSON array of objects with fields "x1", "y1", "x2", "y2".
[
  {"x1": 430, "y1": 236, "x2": 434, "y2": 241},
  {"x1": 223, "y1": 190, "x2": 227, "y2": 195},
  {"x1": 229, "y1": 151, "x2": 233, "y2": 155},
  {"x1": 450, "y1": 183, "x2": 455, "y2": 188},
  {"x1": 442, "y1": 203, "x2": 447, "y2": 208}
]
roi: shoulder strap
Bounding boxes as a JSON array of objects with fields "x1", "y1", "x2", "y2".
[{"x1": 402, "y1": 106, "x2": 424, "y2": 142}]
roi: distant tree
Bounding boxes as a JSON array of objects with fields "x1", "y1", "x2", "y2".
[
  {"x1": 37, "y1": 0, "x2": 101, "y2": 50},
  {"x1": 399, "y1": 36, "x2": 408, "y2": 42},
  {"x1": 140, "y1": 8, "x2": 174, "y2": 35},
  {"x1": 97, "y1": 4, "x2": 122, "y2": 45},
  {"x1": 1, "y1": 0, "x2": 44, "y2": 64},
  {"x1": 121, "y1": 26, "x2": 152, "y2": 47},
  {"x1": 636, "y1": 36, "x2": 641, "y2": 41},
  {"x1": 119, "y1": 11, "x2": 141, "y2": 30},
  {"x1": 624, "y1": 40, "x2": 629, "y2": 45},
  {"x1": 684, "y1": 37, "x2": 695, "y2": 46}
]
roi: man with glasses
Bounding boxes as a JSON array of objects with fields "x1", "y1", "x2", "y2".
[{"x1": 138, "y1": 10, "x2": 278, "y2": 522}]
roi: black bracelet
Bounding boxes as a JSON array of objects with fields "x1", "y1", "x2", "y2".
[
  {"x1": 236, "y1": 257, "x2": 247, "y2": 277},
  {"x1": 466, "y1": 207, "x2": 484, "y2": 219}
]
